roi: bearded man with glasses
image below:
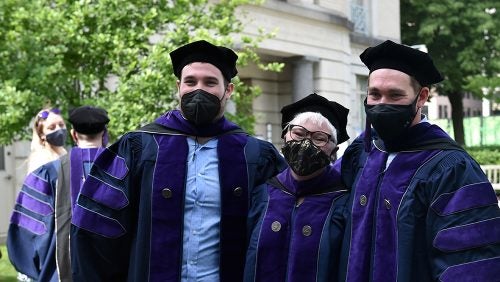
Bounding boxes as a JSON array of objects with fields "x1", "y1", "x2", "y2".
[{"x1": 244, "y1": 93, "x2": 350, "y2": 282}]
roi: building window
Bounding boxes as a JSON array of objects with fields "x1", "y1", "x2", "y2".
[
  {"x1": 356, "y1": 75, "x2": 368, "y2": 129},
  {"x1": 351, "y1": 0, "x2": 367, "y2": 34},
  {"x1": 444, "y1": 105, "x2": 448, "y2": 118},
  {"x1": 438, "y1": 105, "x2": 443, "y2": 118}
]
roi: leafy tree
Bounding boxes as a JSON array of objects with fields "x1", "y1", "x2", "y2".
[
  {"x1": 0, "y1": 0, "x2": 282, "y2": 144},
  {"x1": 401, "y1": 0, "x2": 499, "y2": 145}
]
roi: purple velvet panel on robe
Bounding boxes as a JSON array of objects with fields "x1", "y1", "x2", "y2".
[
  {"x1": 16, "y1": 191, "x2": 53, "y2": 216},
  {"x1": 10, "y1": 211, "x2": 47, "y2": 235},
  {"x1": 347, "y1": 149, "x2": 387, "y2": 282},
  {"x1": 217, "y1": 133, "x2": 250, "y2": 282},
  {"x1": 78, "y1": 176, "x2": 129, "y2": 210},
  {"x1": 372, "y1": 150, "x2": 438, "y2": 282},
  {"x1": 24, "y1": 173, "x2": 52, "y2": 196},
  {"x1": 433, "y1": 217, "x2": 500, "y2": 252},
  {"x1": 256, "y1": 188, "x2": 295, "y2": 282},
  {"x1": 70, "y1": 148, "x2": 104, "y2": 211},
  {"x1": 430, "y1": 182, "x2": 498, "y2": 216},
  {"x1": 93, "y1": 148, "x2": 129, "y2": 180},
  {"x1": 347, "y1": 148, "x2": 439, "y2": 281},
  {"x1": 71, "y1": 205, "x2": 125, "y2": 238},
  {"x1": 439, "y1": 256, "x2": 500, "y2": 282},
  {"x1": 150, "y1": 135, "x2": 188, "y2": 281}
]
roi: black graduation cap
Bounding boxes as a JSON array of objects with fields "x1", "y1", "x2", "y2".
[
  {"x1": 360, "y1": 40, "x2": 444, "y2": 86},
  {"x1": 68, "y1": 106, "x2": 110, "y2": 134},
  {"x1": 280, "y1": 93, "x2": 350, "y2": 144},
  {"x1": 170, "y1": 40, "x2": 238, "y2": 81}
]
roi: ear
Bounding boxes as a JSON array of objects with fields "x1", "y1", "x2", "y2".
[
  {"x1": 225, "y1": 83, "x2": 234, "y2": 99},
  {"x1": 330, "y1": 146, "x2": 340, "y2": 161},
  {"x1": 417, "y1": 87, "x2": 430, "y2": 108},
  {"x1": 70, "y1": 129, "x2": 78, "y2": 143}
]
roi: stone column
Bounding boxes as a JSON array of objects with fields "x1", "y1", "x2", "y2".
[{"x1": 289, "y1": 56, "x2": 319, "y2": 102}]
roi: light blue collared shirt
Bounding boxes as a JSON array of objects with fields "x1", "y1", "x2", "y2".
[{"x1": 181, "y1": 137, "x2": 221, "y2": 282}]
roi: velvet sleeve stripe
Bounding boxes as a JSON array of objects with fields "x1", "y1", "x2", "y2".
[
  {"x1": 10, "y1": 210, "x2": 47, "y2": 235},
  {"x1": 431, "y1": 182, "x2": 498, "y2": 216},
  {"x1": 94, "y1": 149, "x2": 128, "y2": 180},
  {"x1": 23, "y1": 173, "x2": 52, "y2": 196},
  {"x1": 433, "y1": 217, "x2": 500, "y2": 252},
  {"x1": 439, "y1": 256, "x2": 500, "y2": 282},
  {"x1": 72, "y1": 204, "x2": 126, "y2": 238},
  {"x1": 16, "y1": 191, "x2": 53, "y2": 216},
  {"x1": 79, "y1": 176, "x2": 129, "y2": 210}
]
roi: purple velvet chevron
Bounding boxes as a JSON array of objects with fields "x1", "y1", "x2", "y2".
[
  {"x1": 431, "y1": 182, "x2": 498, "y2": 216},
  {"x1": 10, "y1": 211, "x2": 47, "y2": 235},
  {"x1": 24, "y1": 173, "x2": 52, "y2": 196},
  {"x1": 79, "y1": 176, "x2": 129, "y2": 210},
  {"x1": 434, "y1": 217, "x2": 500, "y2": 252},
  {"x1": 94, "y1": 149, "x2": 128, "y2": 180},
  {"x1": 16, "y1": 191, "x2": 53, "y2": 216},
  {"x1": 439, "y1": 256, "x2": 500, "y2": 282},
  {"x1": 72, "y1": 205, "x2": 125, "y2": 238}
]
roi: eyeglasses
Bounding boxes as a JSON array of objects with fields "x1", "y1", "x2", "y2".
[
  {"x1": 38, "y1": 108, "x2": 61, "y2": 120},
  {"x1": 287, "y1": 124, "x2": 335, "y2": 147}
]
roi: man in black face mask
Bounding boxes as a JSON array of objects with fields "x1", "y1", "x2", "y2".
[
  {"x1": 71, "y1": 40, "x2": 286, "y2": 282},
  {"x1": 244, "y1": 93, "x2": 350, "y2": 282},
  {"x1": 339, "y1": 40, "x2": 500, "y2": 282}
]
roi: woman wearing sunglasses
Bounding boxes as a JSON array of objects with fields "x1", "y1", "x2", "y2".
[
  {"x1": 26, "y1": 108, "x2": 68, "y2": 173},
  {"x1": 244, "y1": 93, "x2": 350, "y2": 282}
]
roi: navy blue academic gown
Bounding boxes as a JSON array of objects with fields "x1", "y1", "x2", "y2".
[
  {"x1": 7, "y1": 147, "x2": 103, "y2": 282},
  {"x1": 245, "y1": 165, "x2": 348, "y2": 282},
  {"x1": 339, "y1": 122, "x2": 500, "y2": 282},
  {"x1": 71, "y1": 110, "x2": 286, "y2": 282}
]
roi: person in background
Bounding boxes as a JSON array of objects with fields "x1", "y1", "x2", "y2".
[
  {"x1": 245, "y1": 93, "x2": 350, "y2": 282},
  {"x1": 27, "y1": 108, "x2": 68, "y2": 173},
  {"x1": 338, "y1": 40, "x2": 500, "y2": 281},
  {"x1": 71, "y1": 40, "x2": 286, "y2": 282},
  {"x1": 7, "y1": 106, "x2": 110, "y2": 282}
]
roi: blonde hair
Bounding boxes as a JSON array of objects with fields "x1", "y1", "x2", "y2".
[{"x1": 26, "y1": 108, "x2": 67, "y2": 174}]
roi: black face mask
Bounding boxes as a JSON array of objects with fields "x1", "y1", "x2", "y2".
[
  {"x1": 181, "y1": 89, "x2": 222, "y2": 126},
  {"x1": 282, "y1": 139, "x2": 331, "y2": 176},
  {"x1": 364, "y1": 95, "x2": 419, "y2": 142},
  {"x1": 45, "y1": 128, "x2": 67, "y2": 147}
]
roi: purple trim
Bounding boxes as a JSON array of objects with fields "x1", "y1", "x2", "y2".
[
  {"x1": 431, "y1": 182, "x2": 498, "y2": 216},
  {"x1": 372, "y1": 150, "x2": 439, "y2": 281},
  {"x1": 16, "y1": 192, "x2": 53, "y2": 216},
  {"x1": 10, "y1": 211, "x2": 47, "y2": 235},
  {"x1": 439, "y1": 256, "x2": 500, "y2": 282},
  {"x1": 79, "y1": 176, "x2": 129, "y2": 210},
  {"x1": 434, "y1": 217, "x2": 500, "y2": 252},
  {"x1": 70, "y1": 148, "x2": 102, "y2": 211},
  {"x1": 217, "y1": 133, "x2": 250, "y2": 281},
  {"x1": 72, "y1": 205, "x2": 125, "y2": 238},
  {"x1": 256, "y1": 187, "x2": 296, "y2": 282},
  {"x1": 150, "y1": 135, "x2": 188, "y2": 281},
  {"x1": 24, "y1": 173, "x2": 51, "y2": 196},
  {"x1": 94, "y1": 148, "x2": 128, "y2": 180},
  {"x1": 347, "y1": 149, "x2": 387, "y2": 281}
]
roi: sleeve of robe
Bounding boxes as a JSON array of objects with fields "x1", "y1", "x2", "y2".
[
  {"x1": 420, "y1": 150, "x2": 500, "y2": 281},
  {"x1": 7, "y1": 162, "x2": 59, "y2": 281},
  {"x1": 70, "y1": 132, "x2": 142, "y2": 282}
]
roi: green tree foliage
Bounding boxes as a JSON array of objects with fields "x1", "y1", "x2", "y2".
[
  {"x1": 0, "y1": 0, "x2": 282, "y2": 144},
  {"x1": 401, "y1": 1, "x2": 499, "y2": 145}
]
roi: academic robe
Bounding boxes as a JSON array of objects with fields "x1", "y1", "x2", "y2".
[
  {"x1": 71, "y1": 110, "x2": 286, "y2": 282},
  {"x1": 7, "y1": 147, "x2": 103, "y2": 282},
  {"x1": 245, "y1": 165, "x2": 348, "y2": 282},
  {"x1": 339, "y1": 122, "x2": 500, "y2": 282}
]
